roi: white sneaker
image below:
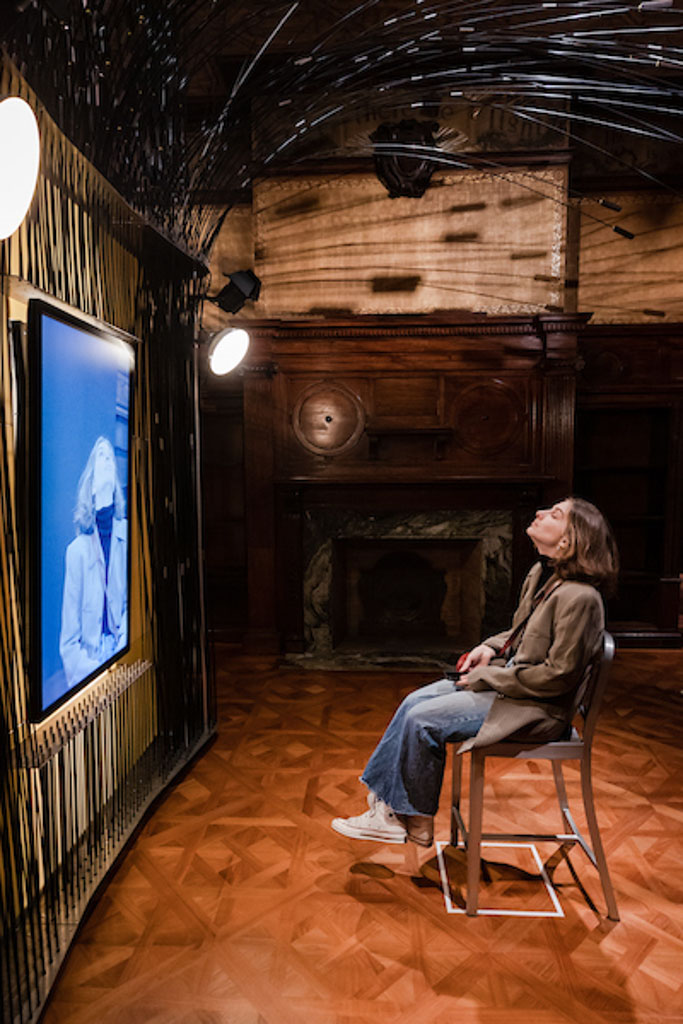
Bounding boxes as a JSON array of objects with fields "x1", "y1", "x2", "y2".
[{"x1": 331, "y1": 792, "x2": 408, "y2": 844}]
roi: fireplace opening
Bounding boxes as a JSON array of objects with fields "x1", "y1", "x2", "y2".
[
  {"x1": 333, "y1": 538, "x2": 484, "y2": 653},
  {"x1": 358, "y1": 550, "x2": 447, "y2": 637}
]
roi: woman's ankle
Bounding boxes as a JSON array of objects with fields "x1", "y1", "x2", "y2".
[{"x1": 397, "y1": 813, "x2": 434, "y2": 847}]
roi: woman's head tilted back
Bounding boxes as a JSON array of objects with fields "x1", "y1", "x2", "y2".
[
  {"x1": 553, "y1": 497, "x2": 619, "y2": 594},
  {"x1": 73, "y1": 436, "x2": 125, "y2": 534}
]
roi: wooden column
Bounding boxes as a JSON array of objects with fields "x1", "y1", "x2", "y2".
[
  {"x1": 276, "y1": 484, "x2": 305, "y2": 653},
  {"x1": 537, "y1": 313, "x2": 591, "y2": 501},
  {"x1": 241, "y1": 359, "x2": 280, "y2": 652}
]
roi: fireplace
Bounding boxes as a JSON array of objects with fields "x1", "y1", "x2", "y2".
[
  {"x1": 300, "y1": 508, "x2": 512, "y2": 667},
  {"x1": 336, "y1": 538, "x2": 483, "y2": 651}
]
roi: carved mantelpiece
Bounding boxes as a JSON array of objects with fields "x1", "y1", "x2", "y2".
[{"x1": 237, "y1": 313, "x2": 590, "y2": 653}]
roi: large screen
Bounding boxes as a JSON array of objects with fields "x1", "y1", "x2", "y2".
[{"x1": 29, "y1": 300, "x2": 135, "y2": 719}]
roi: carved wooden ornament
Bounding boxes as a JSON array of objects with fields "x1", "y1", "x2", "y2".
[
  {"x1": 292, "y1": 381, "x2": 366, "y2": 456},
  {"x1": 452, "y1": 381, "x2": 526, "y2": 455},
  {"x1": 370, "y1": 119, "x2": 440, "y2": 199}
]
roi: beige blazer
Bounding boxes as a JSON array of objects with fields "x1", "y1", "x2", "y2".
[{"x1": 458, "y1": 562, "x2": 605, "y2": 752}]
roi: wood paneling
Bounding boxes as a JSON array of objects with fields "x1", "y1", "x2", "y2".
[
  {"x1": 576, "y1": 324, "x2": 683, "y2": 644},
  {"x1": 238, "y1": 314, "x2": 587, "y2": 651},
  {"x1": 373, "y1": 376, "x2": 440, "y2": 422}
]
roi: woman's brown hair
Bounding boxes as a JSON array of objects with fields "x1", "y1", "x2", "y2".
[{"x1": 553, "y1": 497, "x2": 619, "y2": 595}]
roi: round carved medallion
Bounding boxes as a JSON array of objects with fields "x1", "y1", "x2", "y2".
[
  {"x1": 581, "y1": 348, "x2": 627, "y2": 385},
  {"x1": 292, "y1": 382, "x2": 365, "y2": 456},
  {"x1": 452, "y1": 382, "x2": 525, "y2": 455}
]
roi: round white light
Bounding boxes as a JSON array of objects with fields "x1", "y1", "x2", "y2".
[
  {"x1": 208, "y1": 327, "x2": 250, "y2": 375},
  {"x1": 0, "y1": 97, "x2": 40, "y2": 241}
]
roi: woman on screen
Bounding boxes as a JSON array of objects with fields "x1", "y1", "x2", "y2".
[{"x1": 59, "y1": 436, "x2": 128, "y2": 688}]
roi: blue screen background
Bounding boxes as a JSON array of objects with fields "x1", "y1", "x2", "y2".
[{"x1": 40, "y1": 313, "x2": 132, "y2": 712}]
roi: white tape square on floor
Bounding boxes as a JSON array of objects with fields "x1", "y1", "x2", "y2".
[{"x1": 435, "y1": 840, "x2": 565, "y2": 918}]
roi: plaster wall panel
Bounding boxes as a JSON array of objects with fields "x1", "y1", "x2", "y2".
[
  {"x1": 578, "y1": 193, "x2": 683, "y2": 323},
  {"x1": 251, "y1": 168, "x2": 568, "y2": 316}
]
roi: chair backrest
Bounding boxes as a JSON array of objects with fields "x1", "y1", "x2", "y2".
[{"x1": 570, "y1": 631, "x2": 615, "y2": 747}]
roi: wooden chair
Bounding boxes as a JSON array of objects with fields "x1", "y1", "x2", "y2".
[{"x1": 450, "y1": 632, "x2": 619, "y2": 920}]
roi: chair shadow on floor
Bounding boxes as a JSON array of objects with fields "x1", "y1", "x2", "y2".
[{"x1": 345, "y1": 845, "x2": 635, "y2": 1021}]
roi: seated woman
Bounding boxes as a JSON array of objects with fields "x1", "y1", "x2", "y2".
[{"x1": 331, "y1": 497, "x2": 618, "y2": 848}]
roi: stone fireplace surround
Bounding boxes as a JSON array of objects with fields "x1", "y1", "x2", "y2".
[{"x1": 297, "y1": 508, "x2": 512, "y2": 669}]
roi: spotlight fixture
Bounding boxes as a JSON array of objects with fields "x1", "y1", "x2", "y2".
[
  {"x1": 207, "y1": 327, "x2": 250, "y2": 376},
  {"x1": 208, "y1": 269, "x2": 261, "y2": 314},
  {"x1": 0, "y1": 96, "x2": 40, "y2": 240}
]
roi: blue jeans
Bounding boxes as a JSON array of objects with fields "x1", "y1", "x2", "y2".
[{"x1": 361, "y1": 679, "x2": 497, "y2": 816}]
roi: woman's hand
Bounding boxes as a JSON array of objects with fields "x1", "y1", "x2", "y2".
[{"x1": 458, "y1": 643, "x2": 496, "y2": 674}]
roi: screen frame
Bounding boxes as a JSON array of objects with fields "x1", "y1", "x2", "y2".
[{"x1": 27, "y1": 298, "x2": 137, "y2": 721}]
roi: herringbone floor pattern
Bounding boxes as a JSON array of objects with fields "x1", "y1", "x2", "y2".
[{"x1": 42, "y1": 649, "x2": 683, "y2": 1023}]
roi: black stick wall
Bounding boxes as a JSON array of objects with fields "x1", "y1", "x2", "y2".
[{"x1": 0, "y1": 57, "x2": 213, "y2": 1024}]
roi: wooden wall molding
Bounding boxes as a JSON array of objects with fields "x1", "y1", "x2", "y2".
[
  {"x1": 243, "y1": 313, "x2": 591, "y2": 343},
  {"x1": 579, "y1": 322, "x2": 683, "y2": 393}
]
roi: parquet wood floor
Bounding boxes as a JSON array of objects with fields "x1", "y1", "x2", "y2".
[{"x1": 42, "y1": 649, "x2": 683, "y2": 1024}]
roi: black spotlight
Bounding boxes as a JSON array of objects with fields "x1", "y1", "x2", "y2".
[{"x1": 209, "y1": 270, "x2": 261, "y2": 314}]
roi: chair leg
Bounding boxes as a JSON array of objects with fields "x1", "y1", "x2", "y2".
[
  {"x1": 451, "y1": 749, "x2": 463, "y2": 847},
  {"x1": 551, "y1": 761, "x2": 574, "y2": 834},
  {"x1": 580, "y1": 753, "x2": 620, "y2": 922},
  {"x1": 466, "y1": 751, "x2": 485, "y2": 916}
]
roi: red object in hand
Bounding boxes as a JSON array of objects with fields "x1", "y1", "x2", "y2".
[{"x1": 456, "y1": 653, "x2": 468, "y2": 672}]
